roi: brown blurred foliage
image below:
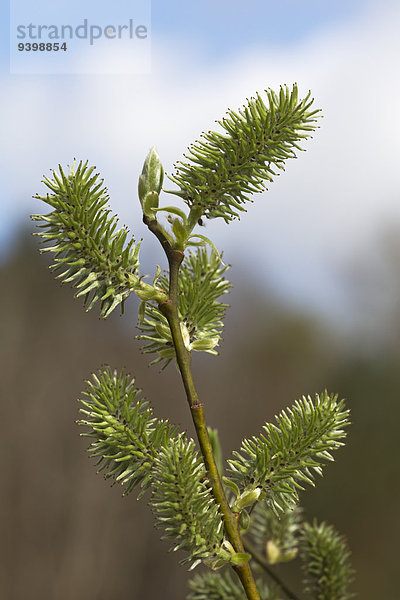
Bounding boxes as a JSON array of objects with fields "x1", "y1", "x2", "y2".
[{"x1": 1, "y1": 232, "x2": 399, "y2": 600}]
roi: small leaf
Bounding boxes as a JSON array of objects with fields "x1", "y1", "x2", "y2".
[
  {"x1": 223, "y1": 476, "x2": 240, "y2": 498},
  {"x1": 172, "y1": 217, "x2": 188, "y2": 247},
  {"x1": 152, "y1": 264, "x2": 162, "y2": 286},
  {"x1": 187, "y1": 234, "x2": 224, "y2": 264},
  {"x1": 153, "y1": 205, "x2": 188, "y2": 225},
  {"x1": 230, "y1": 552, "x2": 251, "y2": 565}
]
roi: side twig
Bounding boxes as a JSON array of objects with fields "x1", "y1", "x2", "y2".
[{"x1": 243, "y1": 538, "x2": 302, "y2": 600}]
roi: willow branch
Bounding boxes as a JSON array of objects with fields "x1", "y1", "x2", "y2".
[{"x1": 144, "y1": 216, "x2": 261, "y2": 600}]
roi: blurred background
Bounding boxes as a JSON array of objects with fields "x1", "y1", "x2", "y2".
[{"x1": 1, "y1": 1, "x2": 400, "y2": 599}]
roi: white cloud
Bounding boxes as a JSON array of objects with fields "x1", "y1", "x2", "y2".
[{"x1": 1, "y1": 1, "x2": 399, "y2": 319}]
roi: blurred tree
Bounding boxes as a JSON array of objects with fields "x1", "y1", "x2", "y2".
[{"x1": 1, "y1": 231, "x2": 399, "y2": 599}]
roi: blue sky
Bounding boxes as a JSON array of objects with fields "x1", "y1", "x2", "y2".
[
  {"x1": 1, "y1": 1, "x2": 399, "y2": 324},
  {"x1": 1, "y1": 1, "x2": 375, "y2": 64},
  {"x1": 151, "y1": 0, "x2": 374, "y2": 58},
  {"x1": 1, "y1": 0, "x2": 376, "y2": 73}
]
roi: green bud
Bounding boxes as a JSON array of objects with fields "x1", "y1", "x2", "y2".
[
  {"x1": 155, "y1": 322, "x2": 172, "y2": 340},
  {"x1": 134, "y1": 282, "x2": 165, "y2": 302},
  {"x1": 232, "y1": 486, "x2": 262, "y2": 512},
  {"x1": 239, "y1": 509, "x2": 250, "y2": 533},
  {"x1": 266, "y1": 540, "x2": 298, "y2": 564},
  {"x1": 138, "y1": 147, "x2": 164, "y2": 219},
  {"x1": 221, "y1": 540, "x2": 235, "y2": 555},
  {"x1": 190, "y1": 337, "x2": 219, "y2": 351},
  {"x1": 180, "y1": 322, "x2": 191, "y2": 349},
  {"x1": 266, "y1": 540, "x2": 281, "y2": 564}
]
